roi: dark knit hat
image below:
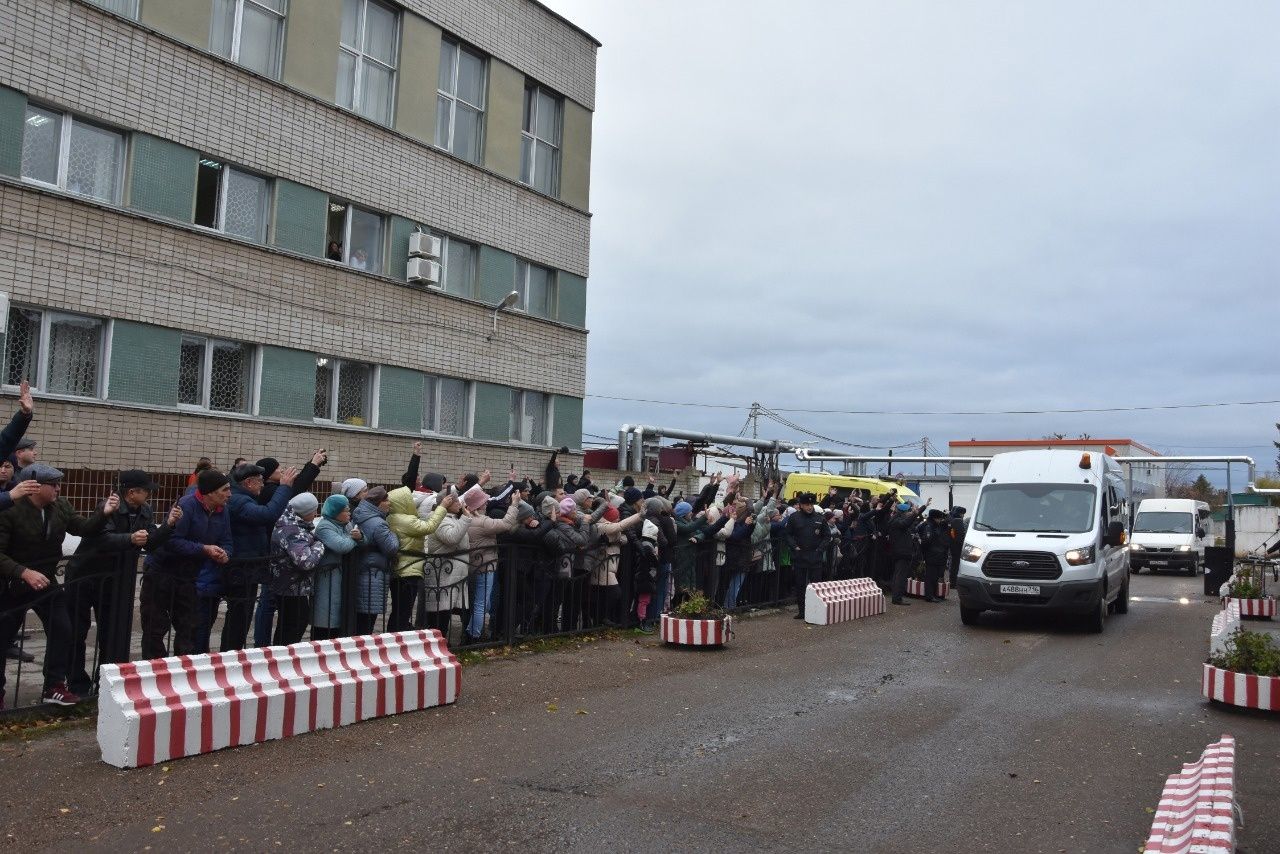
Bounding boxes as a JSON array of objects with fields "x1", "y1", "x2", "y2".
[
  {"x1": 255, "y1": 457, "x2": 280, "y2": 479},
  {"x1": 422, "y1": 472, "x2": 446, "y2": 492},
  {"x1": 197, "y1": 469, "x2": 230, "y2": 494},
  {"x1": 621, "y1": 475, "x2": 635, "y2": 488},
  {"x1": 623, "y1": 487, "x2": 643, "y2": 505}
]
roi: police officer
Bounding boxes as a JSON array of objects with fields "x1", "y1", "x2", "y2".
[
  {"x1": 918, "y1": 508, "x2": 952, "y2": 602},
  {"x1": 784, "y1": 493, "x2": 830, "y2": 619},
  {"x1": 948, "y1": 506, "x2": 968, "y2": 585},
  {"x1": 887, "y1": 498, "x2": 929, "y2": 605}
]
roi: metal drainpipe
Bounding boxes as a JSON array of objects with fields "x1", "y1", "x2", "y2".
[{"x1": 617, "y1": 425, "x2": 631, "y2": 472}]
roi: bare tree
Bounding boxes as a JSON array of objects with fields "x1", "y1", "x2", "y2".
[{"x1": 1163, "y1": 460, "x2": 1195, "y2": 497}]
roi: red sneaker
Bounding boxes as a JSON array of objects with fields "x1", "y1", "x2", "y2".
[{"x1": 41, "y1": 682, "x2": 81, "y2": 707}]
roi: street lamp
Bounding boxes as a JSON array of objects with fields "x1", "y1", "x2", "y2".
[{"x1": 490, "y1": 290, "x2": 519, "y2": 337}]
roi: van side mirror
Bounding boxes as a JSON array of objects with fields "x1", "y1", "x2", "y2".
[
  {"x1": 1196, "y1": 528, "x2": 1206, "y2": 539},
  {"x1": 1105, "y1": 520, "x2": 1125, "y2": 548}
]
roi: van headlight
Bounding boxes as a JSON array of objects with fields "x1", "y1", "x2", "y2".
[
  {"x1": 961, "y1": 544, "x2": 983, "y2": 563},
  {"x1": 1178, "y1": 545, "x2": 1193, "y2": 552},
  {"x1": 1065, "y1": 545, "x2": 1096, "y2": 566}
]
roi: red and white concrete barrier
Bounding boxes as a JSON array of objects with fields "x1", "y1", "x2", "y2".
[
  {"x1": 660, "y1": 614, "x2": 732, "y2": 646},
  {"x1": 1144, "y1": 734, "x2": 1237, "y2": 854},
  {"x1": 906, "y1": 578, "x2": 950, "y2": 599},
  {"x1": 1223, "y1": 596, "x2": 1275, "y2": 619},
  {"x1": 805, "y1": 578, "x2": 885, "y2": 625},
  {"x1": 1203, "y1": 663, "x2": 1280, "y2": 711},
  {"x1": 97, "y1": 630, "x2": 460, "y2": 768}
]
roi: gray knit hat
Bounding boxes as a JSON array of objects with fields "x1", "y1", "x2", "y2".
[{"x1": 288, "y1": 492, "x2": 319, "y2": 515}]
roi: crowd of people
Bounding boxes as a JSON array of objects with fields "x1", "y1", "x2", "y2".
[{"x1": 0, "y1": 384, "x2": 969, "y2": 711}]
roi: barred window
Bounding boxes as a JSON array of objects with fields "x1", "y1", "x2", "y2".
[
  {"x1": 510, "y1": 389, "x2": 548, "y2": 445},
  {"x1": 315, "y1": 357, "x2": 373, "y2": 426},
  {"x1": 21, "y1": 105, "x2": 124, "y2": 204},
  {"x1": 2, "y1": 308, "x2": 103, "y2": 398},
  {"x1": 423, "y1": 374, "x2": 469, "y2": 436},
  {"x1": 179, "y1": 336, "x2": 254, "y2": 412}
]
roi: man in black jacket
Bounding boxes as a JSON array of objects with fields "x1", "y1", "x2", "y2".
[
  {"x1": 887, "y1": 499, "x2": 929, "y2": 605},
  {"x1": 784, "y1": 493, "x2": 830, "y2": 619},
  {"x1": 918, "y1": 508, "x2": 951, "y2": 603},
  {"x1": 949, "y1": 507, "x2": 968, "y2": 585},
  {"x1": 66, "y1": 469, "x2": 181, "y2": 694}
]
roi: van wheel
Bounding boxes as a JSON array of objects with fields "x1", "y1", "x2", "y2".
[
  {"x1": 1085, "y1": 589, "x2": 1107, "y2": 633},
  {"x1": 960, "y1": 606, "x2": 981, "y2": 626},
  {"x1": 1114, "y1": 573, "x2": 1129, "y2": 615},
  {"x1": 1187, "y1": 559, "x2": 1198, "y2": 577}
]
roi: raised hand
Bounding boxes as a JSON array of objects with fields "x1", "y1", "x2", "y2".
[
  {"x1": 167, "y1": 503, "x2": 183, "y2": 526},
  {"x1": 278, "y1": 466, "x2": 300, "y2": 487},
  {"x1": 103, "y1": 492, "x2": 121, "y2": 515},
  {"x1": 412, "y1": 440, "x2": 422, "y2": 456},
  {"x1": 18, "y1": 379, "x2": 33, "y2": 415}
]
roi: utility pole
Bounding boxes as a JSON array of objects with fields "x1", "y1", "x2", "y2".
[{"x1": 749, "y1": 402, "x2": 759, "y2": 440}]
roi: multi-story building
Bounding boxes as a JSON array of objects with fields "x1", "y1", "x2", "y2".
[{"x1": 0, "y1": 0, "x2": 597, "y2": 496}]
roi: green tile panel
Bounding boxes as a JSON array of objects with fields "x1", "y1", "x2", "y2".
[
  {"x1": 108, "y1": 321, "x2": 180, "y2": 406},
  {"x1": 271, "y1": 179, "x2": 327, "y2": 259},
  {"x1": 556, "y1": 272, "x2": 586, "y2": 328},
  {"x1": 551, "y1": 395, "x2": 582, "y2": 452},
  {"x1": 472, "y1": 382, "x2": 512, "y2": 443},
  {"x1": 258, "y1": 345, "x2": 317, "y2": 421},
  {"x1": 0, "y1": 86, "x2": 26, "y2": 178},
  {"x1": 478, "y1": 245, "x2": 517, "y2": 306},
  {"x1": 378, "y1": 365, "x2": 423, "y2": 431},
  {"x1": 128, "y1": 134, "x2": 197, "y2": 222}
]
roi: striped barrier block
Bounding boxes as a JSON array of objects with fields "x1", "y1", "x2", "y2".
[
  {"x1": 805, "y1": 578, "x2": 886, "y2": 625},
  {"x1": 660, "y1": 614, "x2": 732, "y2": 646},
  {"x1": 97, "y1": 630, "x2": 460, "y2": 768},
  {"x1": 906, "y1": 578, "x2": 950, "y2": 600},
  {"x1": 1204, "y1": 663, "x2": 1280, "y2": 711},
  {"x1": 1144, "y1": 734, "x2": 1237, "y2": 854},
  {"x1": 1209, "y1": 601, "x2": 1241, "y2": 658},
  {"x1": 1223, "y1": 597, "x2": 1275, "y2": 619}
]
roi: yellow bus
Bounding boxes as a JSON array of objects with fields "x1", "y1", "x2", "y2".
[{"x1": 782, "y1": 472, "x2": 921, "y2": 505}]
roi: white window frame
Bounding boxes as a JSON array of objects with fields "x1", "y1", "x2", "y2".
[
  {"x1": 213, "y1": 0, "x2": 288, "y2": 79},
  {"x1": 339, "y1": 0, "x2": 400, "y2": 125},
  {"x1": 195, "y1": 159, "x2": 271, "y2": 242},
  {"x1": 440, "y1": 235, "x2": 477, "y2": 297},
  {"x1": 436, "y1": 37, "x2": 487, "y2": 161},
  {"x1": 177, "y1": 335, "x2": 257, "y2": 413},
  {"x1": 521, "y1": 83, "x2": 562, "y2": 196},
  {"x1": 1, "y1": 306, "x2": 107, "y2": 399},
  {"x1": 85, "y1": 0, "x2": 140, "y2": 20},
  {"x1": 422, "y1": 373, "x2": 472, "y2": 438},
  {"x1": 314, "y1": 356, "x2": 376, "y2": 427},
  {"x1": 509, "y1": 388, "x2": 552, "y2": 446},
  {"x1": 21, "y1": 105, "x2": 125, "y2": 205},
  {"x1": 514, "y1": 259, "x2": 557, "y2": 318},
  {"x1": 328, "y1": 200, "x2": 386, "y2": 273}
]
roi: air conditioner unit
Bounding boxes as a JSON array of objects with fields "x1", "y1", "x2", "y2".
[
  {"x1": 407, "y1": 257, "x2": 441, "y2": 285},
  {"x1": 408, "y1": 232, "x2": 442, "y2": 259}
]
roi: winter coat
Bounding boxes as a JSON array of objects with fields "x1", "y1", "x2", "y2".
[
  {"x1": 586, "y1": 512, "x2": 643, "y2": 587},
  {"x1": 468, "y1": 500, "x2": 519, "y2": 575},
  {"x1": 543, "y1": 516, "x2": 591, "y2": 579},
  {"x1": 227, "y1": 481, "x2": 294, "y2": 562},
  {"x1": 634, "y1": 517, "x2": 661, "y2": 594},
  {"x1": 724, "y1": 516, "x2": 754, "y2": 574},
  {"x1": 144, "y1": 492, "x2": 234, "y2": 595},
  {"x1": 0, "y1": 497, "x2": 109, "y2": 580},
  {"x1": 69, "y1": 499, "x2": 174, "y2": 580},
  {"x1": 949, "y1": 516, "x2": 968, "y2": 560},
  {"x1": 784, "y1": 508, "x2": 829, "y2": 567},
  {"x1": 751, "y1": 498, "x2": 777, "y2": 572},
  {"x1": 386, "y1": 486, "x2": 448, "y2": 579},
  {"x1": 312, "y1": 516, "x2": 358, "y2": 629},
  {"x1": 887, "y1": 509, "x2": 923, "y2": 558},
  {"x1": 672, "y1": 515, "x2": 710, "y2": 589},
  {"x1": 268, "y1": 508, "x2": 324, "y2": 597},
  {"x1": 422, "y1": 513, "x2": 471, "y2": 612},
  {"x1": 920, "y1": 519, "x2": 953, "y2": 565},
  {"x1": 352, "y1": 499, "x2": 398, "y2": 615}
]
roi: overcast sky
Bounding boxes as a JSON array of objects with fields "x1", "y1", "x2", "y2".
[{"x1": 545, "y1": 1, "x2": 1280, "y2": 479}]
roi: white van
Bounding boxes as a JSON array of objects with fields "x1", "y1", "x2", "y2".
[
  {"x1": 956, "y1": 449, "x2": 1130, "y2": 633},
  {"x1": 1129, "y1": 498, "x2": 1211, "y2": 575}
]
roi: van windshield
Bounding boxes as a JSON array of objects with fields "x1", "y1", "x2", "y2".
[
  {"x1": 1134, "y1": 511, "x2": 1193, "y2": 534},
  {"x1": 973, "y1": 483, "x2": 1097, "y2": 534}
]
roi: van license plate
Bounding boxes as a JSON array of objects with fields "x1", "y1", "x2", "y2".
[
  {"x1": 1000, "y1": 585, "x2": 1040, "y2": 595},
  {"x1": 1149, "y1": 561, "x2": 1167, "y2": 566}
]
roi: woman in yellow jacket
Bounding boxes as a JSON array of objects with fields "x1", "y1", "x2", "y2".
[{"x1": 386, "y1": 485, "x2": 449, "y2": 631}]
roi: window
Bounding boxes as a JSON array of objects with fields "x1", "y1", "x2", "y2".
[
  {"x1": 436, "y1": 38, "x2": 486, "y2": 164},
  {"x1": 194, "y1": 158, "x2": 271, "y2": 242},
  {"x1": 441, "y1": 236, "x2": 477, "y2": 297},
  {"x1": 178, "y1": 336, "x2": 254, "y2": 413},
  {"x1": 314, "y1": 357, "x2": 373, "y2": 426},
  {"x1": 521, "y1": 84, "x2": 562, "y2": 196},
  {"x1": 21, "y1": 106, "x2": 124, "y2": 204},
  {"x1": 337, "y1": 0, "x2": 399, "y2": 125},
  {"x1": 2, "y1": 308, "x2": 104, "y2": 398},
  {"x1": 423, "y1": 374, "x2": 469, "y2": 436},
  {"x1": 85, "y1": 0, "x2": 139, "y2": 18},
  {"x1": 509, "y1": 389, "x2": 548, "y2": 445},
  {"x1": 515, "y1": 260, "x2": 556, "y2": 318},
  {"x1": 211, "y1": 0, "x2": 287, "y2": 79},
  {"x1": 326, "y1": 201, "x2": 385, "y2": 273}
]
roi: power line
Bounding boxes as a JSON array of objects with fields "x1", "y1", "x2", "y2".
[{"x1": 585, "y1": 393, "x2": 1280, "y2": 417}]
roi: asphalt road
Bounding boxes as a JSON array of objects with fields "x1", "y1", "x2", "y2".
[{"x1": 2, "y1": 571, "x2": 1276, "y2": 853}]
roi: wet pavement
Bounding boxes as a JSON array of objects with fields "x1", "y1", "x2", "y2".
[{"x1": 2, "y1": 571, "x2": 1276, "y2": 853}]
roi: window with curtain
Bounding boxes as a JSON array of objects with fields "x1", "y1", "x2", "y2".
[
  {"x1": 510, "y1": 389, "x2": 548, "y2": 445},
  {"x1": 211, "y1": 0, "x2": 287, "y2": 79},
  {"x1": 442, "y1": 236, "x2": 476, "y2": 297},
  {"x1": 178, "y1": 336, "x2": 254, "y2": 412},
  {"x1": 436, "y1": 37, "x2": 487, "y2": 164},
  {"x1": 337, "y1": 0, "x2": 399, "y2": 126},
  {"x1": 521, "y1": 83, "x2": 563, "y2": 196},
  {"x1": 315, "y1": 357, "x2": 373, "y2": 425},
  {"x1": 3, "y1": 309, "x2": 43, "y2": 388},
  {"x1": 423, "y1": 374, "x2": 469, "y2": 436},
  {"x1": 21, "y1": 106, "x2": 124, "y2": 204},
  {"x1": 45, "y1": 314, "x2": 103, "y2": 397},
  {"x1": 194, "y1": 160, "x2": 270, "y2": 242}
]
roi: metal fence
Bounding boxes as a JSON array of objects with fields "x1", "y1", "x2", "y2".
[{"x1": 1, "y1": 535, "x2": 837, "y2": 714}]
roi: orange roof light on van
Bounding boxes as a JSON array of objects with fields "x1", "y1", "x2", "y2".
[{"x1": 1079, "y1": 453, "x2": 1092, "y2": 469}]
